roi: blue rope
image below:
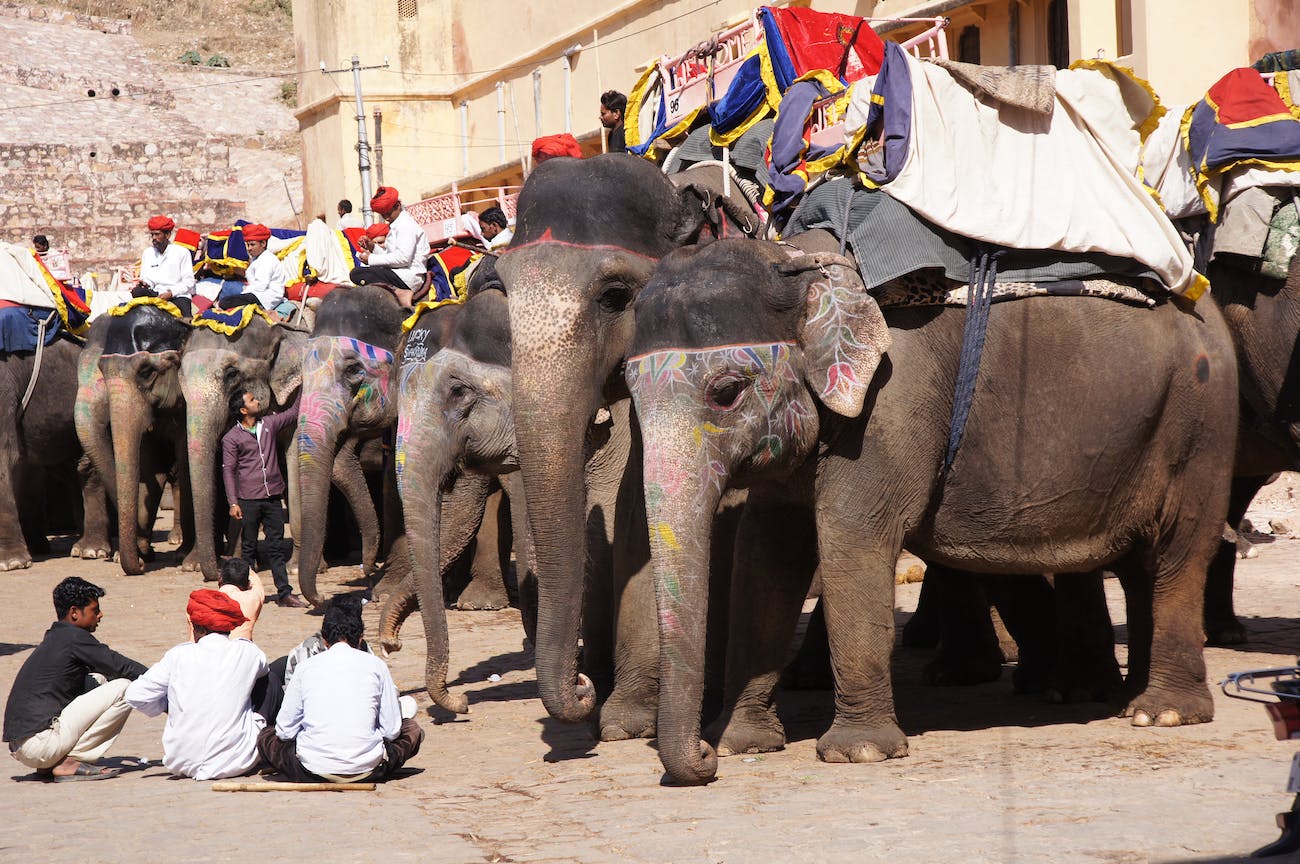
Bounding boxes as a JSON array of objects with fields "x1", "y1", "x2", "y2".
[{"x1": 942, "y1": 248, "x2": 1002, "y2": 478}]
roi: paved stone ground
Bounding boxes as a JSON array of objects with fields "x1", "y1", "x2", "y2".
[{"x1": 2, "y1": 508, "x2": 1299, "y2": 863}]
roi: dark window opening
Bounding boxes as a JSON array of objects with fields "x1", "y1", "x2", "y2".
[
  {"x1": 1048, "y1": 0, "x2": 1070, "y2": 69},
  {"x1": 958, "y1": 25, "x2": 981, "y2": 64}
]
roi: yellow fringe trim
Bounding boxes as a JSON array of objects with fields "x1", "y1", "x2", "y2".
[
  {"x1": 190, "y1": 304, "x2": 277, "y2": 335},
  {"x1": 107, "y1": 296, "x2": 186, "y2": 320},
  {"x1": 401, "y1": 294, "x2": 465, "y2": 333}
]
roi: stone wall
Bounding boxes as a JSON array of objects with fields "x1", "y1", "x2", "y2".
[{"x1": 0, "y1": 2, "x2": 133, "y2": 35}]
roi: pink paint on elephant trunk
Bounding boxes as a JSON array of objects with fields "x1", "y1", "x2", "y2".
[{"x1": 295, "y1": 383, "x2": 348, "y2": 606}]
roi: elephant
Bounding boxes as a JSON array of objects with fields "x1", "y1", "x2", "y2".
[
  {"x1": 495, "y1": 153, "x2": 758, "y2": 738},
  {"x1": 76, "y1": 304, "x2": 195, "y2": 575},
  {"x1": 0, "y1": 333, "x2": 111, "y2": 570},
  {"x1": 624, "y1": 239, "x2": 1237, "y2": 785},
  {"x1": 179, "y1": 315, "x2": 307, "y2": 582}
]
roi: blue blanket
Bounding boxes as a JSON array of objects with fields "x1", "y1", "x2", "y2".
[{"x1": 0, "y1": 306, "x2": 63, "y2": 354}]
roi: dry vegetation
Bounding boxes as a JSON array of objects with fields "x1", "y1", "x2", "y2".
[{"x1": 37, "y1": 0, "x2": 295, "y2": 69}]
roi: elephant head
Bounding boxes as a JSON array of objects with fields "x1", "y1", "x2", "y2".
[
  {"x1": 494, "y1": 153, "x2": 744, "y2": 723},
  {"x1": 624, "y1": 240, "x2": 891, "y2": 784},
  {"x1": 395, "y1": 288, "x2": 517, "y2": 714},
  {"x1": 96, "y1": 305, "x2": 193, "y2": 575},
  {"x1": 180, "y1": 317, "x2": 306, "y2": 581},
  {"x1": 296, "y1": 284, "x2": 405, "y2": 606}
]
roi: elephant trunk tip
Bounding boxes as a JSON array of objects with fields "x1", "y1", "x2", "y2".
[
  {"x1": 304, "y1": 591, "x2": 325, "y2": 608},
  {"x1": 662, "y1": 739, "x2": 719, "y2": 787},
  {"x1": 541, "y1": 672, "x2": 597, "y2": 724},
  {"x1": 432, "y1": 688, "x2": 470, "y2": 715}
]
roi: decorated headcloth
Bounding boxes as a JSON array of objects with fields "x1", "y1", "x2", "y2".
[
  {"x1": 242, "y1": 223, "x2": 272, "y2": 242},
  {"x1": 186, "y1": 589, "x2": 247, "y2": 633},
  {"x1": 370, "y1": 186, "x2": 400, "y2": 215},
  {"x1": 365, "y1": 222, "x2": 390, "y2": 240},
  {"x1": 531, "y1": 133, "x2": 582, "y2": 160},
  {"x1": 147, "y1": 215, "x2": 175, "y2": 232}
]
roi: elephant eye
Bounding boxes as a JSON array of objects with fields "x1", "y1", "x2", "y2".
[
  {"x1": 597, "y1": 282, "x2": 632, "y2": 313},
  {"x1": 447, "y1": 380, "x2": 476, "y2": 411},
  {"x1": 343, "y1": 360, "x2": 365, "y2": 385},
  {"x1": 706, "y1": 375, "x2": 747, "y2": 411}
]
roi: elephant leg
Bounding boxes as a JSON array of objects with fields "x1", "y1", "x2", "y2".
[
  {"x1": 332, "y1": 442, "x2": 379, "y2": 578},
  {"x1": 984, "y1": 574, "x2": 1058, "y2": 695},
  {"x1": 1048, "y1": 571, "x2": 1122, "y2": 703},
  {"x1": 781, "y1": 594, "x2": 833, "y2": 691},
  {"x1": 137, "y1": 468, "x2": 169, "y2": 562},
  {"x1": 0, "y1": 434, "x2": 32, "y2": 570},
  {"x1": 900, "y1": 568, "x2": 942, "y2": 649},
  {"x1": 921, "y1": 567, "x2": 1004, "y2": 687},
  {"x1": 18, "y1": 463, "x2": 50, "y2": 557},
  {"x1": 1204, "y1": 475, "x2": 1267, "y2": 646},
  {"x1": 173, "y1": 437, "x2": 200, "y2": 570},
  {"x1": 500, "y1": 473, "x2": 537, "y2": 645},
  {"x1": 167, "y1": 476, "x2": 184, "y2": 545},
  {"x1": 708, "y1": 493, "x2": 818, "y2": 758},
  {"x1": 454, "y1": 486, "x2": 511, "y2": 610},
  {"x1": 71, "y1": 455, "x2": 112, "y2": 560}
]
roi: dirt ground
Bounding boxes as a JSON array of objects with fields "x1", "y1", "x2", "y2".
[{"x1": 3, "y1": 483, "x2": 1300, "y2": 864}]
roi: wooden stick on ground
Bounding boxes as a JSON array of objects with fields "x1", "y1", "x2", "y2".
[{"x1": 211, "y1": 780, "x2": 375, "y2": 792}]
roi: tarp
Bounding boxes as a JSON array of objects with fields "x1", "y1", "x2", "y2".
[
  {"x1": 0, "y1": 242, "x2": 90, "y2": 335},
  {"x1": 0, "y1": 305, "x2": 62, "y2": 354}
]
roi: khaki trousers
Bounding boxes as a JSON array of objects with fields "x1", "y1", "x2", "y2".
[{"x1": 9, "y1": 678, "x2": 133, "y2": 771}]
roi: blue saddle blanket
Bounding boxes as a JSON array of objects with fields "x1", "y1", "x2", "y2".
[{"x1": 0, "y1": 306, "x2": 63, "y2": 354}]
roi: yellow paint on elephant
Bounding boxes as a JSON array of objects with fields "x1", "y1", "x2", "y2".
[{"x1": 655, "y1": 522, "x2": 681, "y2": 552}]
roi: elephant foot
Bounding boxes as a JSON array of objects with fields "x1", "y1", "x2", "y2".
[
  {"x1": 921, "y1": 646, "x2": 1003, "y2": 687},
  {"x1": 71, "y1": 537, "x2": 112, "y2": 560},
  {"x1": 0, "y1": 555, "x2": 32, "y2": 572},
  {"x1": 453, "y1": 577, "x2": 510, "y2": 611},
  {"x1": 816, "y1": 718, "x2": 908, "y2": 764},
  {"x1": 597, "y1": 692, "x2": 657, "y2": 741},
  {"x1": 1205, "y1": 615, "x2": 1248, "y2": 647},
  {"x1": 25, "y1": 534, "x2": 50, "y2": 556},
  {"x1": 167, "y1": 524, "x2": 183, "y2": 545},
  {"x1": 1124, "y1": 684, "x2": 1215, "y2": 727},
  {"x1": 709, "y1": 706, "x2": 786, "y2": 757},
  {"x1": 1010, "y1": 655, "x2": 1056, "y2": 696},
  {"x1": 1041, "y1": 653, "x2": 1122, "y2": 704},
  {"x1": 179, "y1": 550, "x2": 203, "y2": 572},
  {"x1": 287, "y1": 557, "x2": 326, "y2": 578}
]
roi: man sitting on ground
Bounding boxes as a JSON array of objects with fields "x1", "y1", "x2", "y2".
[
  {"x1": 278, "y1": 594, "x2": 374, "y2": 688},
  {"x1": 125, "y1": 590, "x2": 269, "y2": 780},
  {"x1": 258, "y1": 596, "x2": 423, "y2": 783},
  {"x1": 217, "y1": 556, "x2": 264, "y2": 641},
  {"x1": 3, "y1": 577, "x2": 146, "y2": 781},
  {"x1": 219, "y1": 223, "x2": 287, "y2": 320},
  {"x1": 348, "y1": 186, "x2": 427, "y2": 307},
  {"x1": 134, "y1": 215, "x2": 196, "y2": 317}
]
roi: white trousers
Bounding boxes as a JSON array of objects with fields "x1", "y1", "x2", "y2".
[{"x1": 9, "y1": 677, "x2": 133, "y2": 770}]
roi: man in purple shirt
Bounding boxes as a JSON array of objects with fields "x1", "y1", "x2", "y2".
[{"x1": 221, "y1": 390, "x2": 307, "y2": 608}]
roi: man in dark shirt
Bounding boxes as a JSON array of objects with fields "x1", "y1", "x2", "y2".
[
  {"x1": 222, "y1": 389, "x2": 307, "y2": 608},
  {"x1": 3, "y1": 577, "x2": 146, "y2": 781},
  {"x1": 600, "y1": 89, "x2": 627, "y2": 153}
]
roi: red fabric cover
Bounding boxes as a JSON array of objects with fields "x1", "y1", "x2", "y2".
[
  {"x1": 365, "y1": 222, "x2": 390, "y2": 239},
  {"x1": 434, "y1": 245, "x2": 474, "y2": 272},
  {"x1": 1207, "y1": 67, "x2": 1291, "y2": 125},
  {"x1": 764, "y1": 6, "x2": 885, "y2": 83},
  {"x1": 532, "y1": 133, "x2": 583, "y2": 159},
  {"x1": 147, "y1": 215, "x2": 175, "y2": 232},
  {"x1": 190, "y1": 295, "x2": 213, "y2": 315},
  {"x1": 172, "y1": 228, "x2": 201, "y2": 251},
  {"x1": 186, "y1": 588, "x2": 247, "y2": 633},
  {"x1": 342, "y1": 227, "x2": 368, "y2": 250},
  {"x1": 242, "y1": 223, "x2": 272, "y2": 242},
  {"x1": 370, "y1": 186, "x2": 400, "y2": 215},
  {"x1": 285, "y1": 281, "x2": 342, "y2": 302}
]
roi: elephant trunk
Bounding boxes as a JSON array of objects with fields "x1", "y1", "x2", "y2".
[
  {"x1": 377, "y1": 577, "x2": 418, "y2": 655},
  {"x1": 106, "y1": 379, "x2": 150, "y2": 576},
  {"x1": 183, "y1": 373, "x2": 229, "y2": 582},
  {"x1": 75, "y1": 356, "x2": 116, "y2": 503},
  {"x1": 641, "y1": 428, "x2": 725, "y2": 785},
  {"x1": 295, "y1": 384, "x2": 348, "y2": 606},
  {"x1": 513, "y1": 380, "x2": 598, "y2": 723}
]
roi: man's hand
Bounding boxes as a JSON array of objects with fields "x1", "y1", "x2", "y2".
[
  {"x1": 230, "y1": 504, "x2": 242, "y2": 520},
  {"x1": 159, "y1": 291, "x2": 174, "y2": 301},
  {"x1": 357, "y1": 248, "x2": 369, "y2": 264}
]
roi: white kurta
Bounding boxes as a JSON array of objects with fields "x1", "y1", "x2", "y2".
[
  {"x1": 366, "y1": 209, "x2": 428, "y2": 291},
  {"x1": 139, "y1": 243, "x2": 196, "y2": 298},
  {"x1": 124, "y1": 633, "x2": 267, "y2": 781},
  {"x1": 245, "y1": 249, "x2": 288, "y2": 310},
  {"x1": 275, "y1": 642, "x2": 401, "y2": 777}
]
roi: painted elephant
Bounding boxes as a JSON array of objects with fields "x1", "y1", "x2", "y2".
[
  {"x1": 76, "y1": 304, "x2": 195, "y2": 575},
  {"x1": 496, "y1": 153, "x2": 757, "y2": 737},
  {"x1": 0, "y1": 333, "x2": 110, "y2": 570},
  {"x1": 179, "y1": 315, "x2": 307, "y2": 582},
  {"x1": 626, "y1": 240, "x2": 1237, "y2": 785}
]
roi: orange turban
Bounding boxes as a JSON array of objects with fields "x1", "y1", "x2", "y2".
[
  {"x1": 242, "y1": 223, "x2": 271, "y2": 242},
  {"x1": 147, "y1": 215, "x2": 175, "y2": 232},
  {"x1": 186, "y1": 589, "x2": 247, "y2": 633},
  {"x1": 365, "y1": 222, "x2": 390, "y2": 240},
  {"x1": 370, "y1": 186, "x2": 400, "y2": 215},
  {"x1": 531, "y1": 134, "x2": 582, "y2": 161}
]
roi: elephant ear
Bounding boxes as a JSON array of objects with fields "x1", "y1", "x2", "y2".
[
  {"x1": 670, "y1": 183, "x2": 719, "y2": 245},
  {"x1": 783, "y1": 253, "x2": 890, "y2": 418},
  {"x1": 270, "y1": 328, "x2": 307, "y2": 406}
]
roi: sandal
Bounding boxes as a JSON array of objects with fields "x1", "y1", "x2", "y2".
[{"x1": 50, "y1": 763, "x2": 121, "y2": 782}]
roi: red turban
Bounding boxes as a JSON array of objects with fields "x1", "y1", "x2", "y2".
[
  {"x1": 531, "y1": 134, "x2": 582, "y2": 161},
  {"x1": 242, "y1": 223, "x2": 271, "y2": 242},
  {"x1": 147, "y1": 215, "x2": 175, "y2": 232},
  {"x1": 365, "y1": 222, "x2": 390, "y2": 240},
  {"x1": 370, "y1": 186, "x2": 400, "y2": 215},
  {"x1": 186, "y1": 589, "x2": 247, "y2": 633}
]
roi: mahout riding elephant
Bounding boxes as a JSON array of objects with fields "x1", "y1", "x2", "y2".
[
  {"x1": 379, "y1": 286, "x2": 537, "y2": 713},
  {"x1": 0, "y1": 333, "x2": 110, "y2": 570},
  {"x1": 625, "y1": 240, "x2": 1237, "y2": 785},
  {"x1": 179, "y1": 314, "x2": 308, "y2": 582},
  {"x1": 495, "y1": 153, "x2": 757, "y2": 739},
  {"x1": 76, "y1": 303, "x2": 196, "y2": 575}
]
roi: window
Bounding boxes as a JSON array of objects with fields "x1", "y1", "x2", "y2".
[
  {"x1": 1047, "y1": 0, "x2": 1070, "y2": 69},
  {"x1": 958, "y1": 25, "x2": 981, "y2": 64},
  {"x1": 398, "y1": 0, "x2": 418, "y2": 19}
]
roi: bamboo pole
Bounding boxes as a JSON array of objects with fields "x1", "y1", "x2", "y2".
[{"x1": 211, "y1": 780, "x2": 376, "y2": 792}]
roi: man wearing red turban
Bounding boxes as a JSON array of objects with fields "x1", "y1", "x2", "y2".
[
  {"x1": 135, "y1": 214, "x2": 196, "y2": 316},
  {"x1": 124, "y1": 589, "x2": 275, "y2": 780},
  {"x1": 531, "y1": 133, "x2": 583, "y2": 163},
  {"x1": 217, "y1": 223, "x2": 289, "y2": 320},
  {"x1": 349, "y1": 186, "x2": 427, "y2": 306}
]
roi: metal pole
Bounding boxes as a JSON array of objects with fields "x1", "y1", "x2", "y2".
[
  {"x1": 532, "y1": 68, "x2": 543, "y2": 138},
  {"x1": 496, "y1": 82, "x2": 507, "y2": 163},
  {"x1": 373, "y1": 107, "x2": 384, "y2": 187},
  {"x1": 350, "y1": 55, "x2": 375, "y2": 226},
  {"x1": 509, "y1": 81, "x2": 530, "y2": 178},
  {"x1": 562, "y1": 53, "x2": 573, "y2": 134},
  {"x1": 459, "y1": 100, "x2": 470, "y2": 177}
]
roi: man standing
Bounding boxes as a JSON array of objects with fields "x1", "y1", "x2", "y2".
[
  {"x1": 600, "y1": 90, "x2": 627, "y2": 153},
  {"x1": 348, "y1": 185, "x2": 426, "y2": 307},
  {"x1": 258, "y1": 597, "x2": 423, "y2": 782},
  {"x1": 134, "y1": 215, "x2": 196, "y2": 317},
  {"x1": 222, "y1": 389, "x2": 307, "y2": 608},
  {"x1": 124, "y1": 589, "x2": 268, "y2": 780},
  {"x1": 3, "y1": 577, "x2": 146, "y2": 781}
]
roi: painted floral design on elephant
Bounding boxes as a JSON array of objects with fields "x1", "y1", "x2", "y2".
[{"x1": 298, "y1": 336, "x2": 393, "y2": 468}]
